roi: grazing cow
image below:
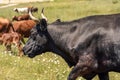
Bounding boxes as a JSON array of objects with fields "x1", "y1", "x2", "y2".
[
  {"x1": 13, "y1": 7, "x2": 38, "y2": 14},
  {"x1": 12, "y1": 9, "x2": 38, "y2": 38},
  {"x1": 0, "y1": 32, "x2": 23, "y2": 56},
  {"x1": 12, "y1": 14, "x2": 30, "y2": 21},
  {"x1": 0, "y1": 17, "x2": 14, "y2": 36},
  {"x1": 12, "y1": 20, "x2": 36, "y2": 37},
  {"x1": 23, "y1": 9, "x2": 120, "y2": 80},
  {"x1": 11, "y1": 20, "x2": 36, "y2": 44}
]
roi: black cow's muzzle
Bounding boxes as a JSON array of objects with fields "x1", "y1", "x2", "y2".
[
  {"x1": 22, "y1": 47, "x2": 36, "y2": 58},
  {"x1": 22, "y1": 46, "x2": 30, "y2": 55}
]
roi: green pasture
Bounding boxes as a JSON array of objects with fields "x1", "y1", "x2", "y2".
[{"x1": 0, "y1": 0, "x2": 120, "y2": 80}]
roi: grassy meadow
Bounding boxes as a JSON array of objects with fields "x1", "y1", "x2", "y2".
[{"x1": 0, "y1": 0, "x2": 120, "y2": 80}]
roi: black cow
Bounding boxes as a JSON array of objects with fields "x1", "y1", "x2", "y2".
[{"x1": 23, "y1": 10, "x2": 120, "y2": 80}]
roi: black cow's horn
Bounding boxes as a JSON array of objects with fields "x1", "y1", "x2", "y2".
[{"x1": 41, "y1": 8, "x2": 47, "y2": 21}]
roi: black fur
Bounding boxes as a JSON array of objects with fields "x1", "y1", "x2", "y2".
[{"x1": 23, "y1": 13, "x2": 120, "y2": 80}]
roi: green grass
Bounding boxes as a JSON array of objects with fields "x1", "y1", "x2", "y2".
[
  {"x1": 0, "y1": 0, "x2": 120, "y2": 80},
  {"x1": 0, "y1": 53, "x2": 71, "y2": 80},
  {"x1": 1, "y1": 0, "x2": 120, "y2": 22}
]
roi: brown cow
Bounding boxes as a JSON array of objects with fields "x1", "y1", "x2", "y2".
[
  {"x1": 11, "y1": 20, "x2": 36, "y2": 44},
  {"x1": 0, "y1": 17, "x2": 14, "y2": 37},
  {"x1": 12, "y1": 14, "x2": 30, "y2": 21},
  {"x1": 12, "y1": 20, "x2": 36, "y2": 37},
  {"x1": 0, "y1": 32, "x2": 23, "y2": 56}
]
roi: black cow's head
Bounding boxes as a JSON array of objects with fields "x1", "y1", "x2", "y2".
[
  {"x1": 23, "y1": 19, "x2": 49, "y2": 58},
  {"x1": 23, "y1": 8, "x2": 49, "y2": 58}
]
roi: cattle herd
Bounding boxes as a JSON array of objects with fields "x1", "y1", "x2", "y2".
[
  {"x1": 0, "y1": 6, "x2": 120, "y2": 80},
  {"x1": 0, "y1": 6, "x2": 38, "y2": 56}
]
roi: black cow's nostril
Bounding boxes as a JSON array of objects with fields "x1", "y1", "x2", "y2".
[{"x1": 22, "y1": 46, "x2": 33, "y2": 55}]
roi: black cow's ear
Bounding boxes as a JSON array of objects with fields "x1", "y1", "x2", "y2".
[
  {"x1": 40, "y1": 19, "x2": 47, "y2": 27},
  {"x1": 40, "y1": 19, "x2": 47, "y2": 31}
]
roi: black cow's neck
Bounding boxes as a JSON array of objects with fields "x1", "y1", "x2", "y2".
[
  {"x1": 44, "y1": 30, "x2": 75, "y2": 67},
  {"x1": 50, "y1": 43, "x2": 75, "y2": 67}
]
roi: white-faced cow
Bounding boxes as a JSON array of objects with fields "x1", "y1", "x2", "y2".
[
  {"x1": 23, "y1": 9, "x2": 120, "y2": 80},
  {"x1": 13, "y1": 7, "x2": 38, "y2": 14}
]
